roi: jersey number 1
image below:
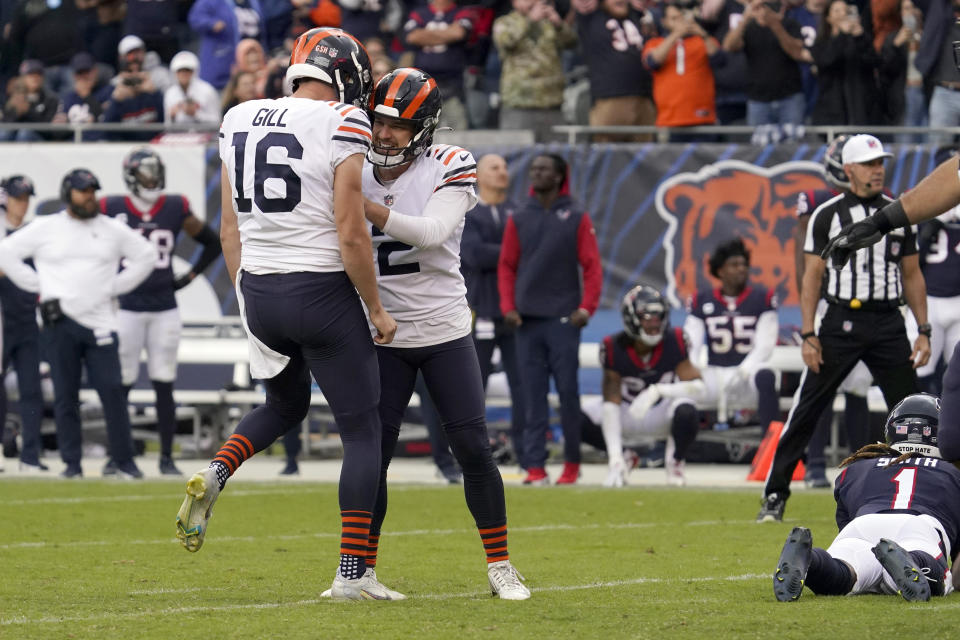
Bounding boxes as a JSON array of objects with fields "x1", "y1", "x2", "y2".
[
  {"x1": 890, "y1": 467, "x2": 917, "y2": 509},
  {"x1": 230, "y1": 131, "x2": 303, "y2": 213}
]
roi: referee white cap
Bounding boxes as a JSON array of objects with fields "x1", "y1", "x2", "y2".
[{"x1": 841, "y1": 134, "x2": 893, "y2": 165}]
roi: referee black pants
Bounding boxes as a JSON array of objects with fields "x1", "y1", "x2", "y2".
[{"x1": 764, "y1": 306, "x2": 917, "y2": 499}]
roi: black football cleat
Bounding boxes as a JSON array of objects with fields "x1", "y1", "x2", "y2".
[
  {"x1": 757, "y1": 493, "x2": 786, "y2": 523},
  {"x1": 774, "y1": 527, "x2": 813, "y2": 602},
  {"x1": 872, "y1": 538, "x2": 931, "y2": 602}
]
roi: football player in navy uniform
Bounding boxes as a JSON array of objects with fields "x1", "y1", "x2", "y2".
[
  {"x1": 911, "y1": 146, "x2": 960, "y2": 395},
  {"x1": 0, "y1": 175, "x2": 45, "y2": 473},
  {"x1": 354, "y1": 68, "x2": 529, "y2": 599},
  {"x1": 794, "y1": 136, "x2": 872, "y2": 488},
  {"x1": 773, "y1": 394, "x2": 960, "y2": 602},
  {"x1": 682, "y1": 238, "x2": 780, "y2": 438},
  {"x1": 101, "y1": 147, "x2": 222, "y2": 476},
  {"x1": 580, "y1": 285, "x2": 703, "y2": 487}
]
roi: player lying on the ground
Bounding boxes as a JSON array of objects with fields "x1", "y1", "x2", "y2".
[{"x1": 772, "y1": 393, "x2": 960, "y2": 602}]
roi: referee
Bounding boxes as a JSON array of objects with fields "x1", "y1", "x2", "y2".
[{"x1": 758, "y1": 134, "x2": 930, "y2": 522}]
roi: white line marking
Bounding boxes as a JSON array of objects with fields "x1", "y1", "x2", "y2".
[{"x1": 1, "y1": 574, "x2": 770, "y2": 626}]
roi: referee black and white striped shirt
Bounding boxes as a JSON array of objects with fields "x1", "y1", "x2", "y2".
[{"x1": 805, "y1": 192, "x2": 918, "y2": 305}]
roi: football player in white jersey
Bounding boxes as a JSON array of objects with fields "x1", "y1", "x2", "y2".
[
  {"x1": 176, "y1": 28, "x2": 401, "y2": 602},
  {"x1": 357, "y1": 68, "x2": 530, "y2": 600}
]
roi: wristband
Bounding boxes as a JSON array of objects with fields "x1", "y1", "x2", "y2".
[
  {"x1": 800, "y1": 331, "x2": 816, "y2": 340},
  {"x1": 873, "y1": 200, "x2": 908, "y2": 233},
  {"x1": 917, "y1": 323, "x2": 932, "y2": 337}
]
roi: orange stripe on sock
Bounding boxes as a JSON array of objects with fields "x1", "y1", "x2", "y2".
[
  {"x1": 341, "y1": 527, "x2": 371, "y2": 535},
  {"x1": 478, "y1": 525, "x2": 506, "y2": 535},
  {"x1": 483, "y1": 534, "x2": 507, "y2": 545},
  {"x1": 213, "y1": 454, "x2": 237, "y2": 473},
  {"x1": 341, "y1": 516, "x2": 372, "y2": 524},
  {"x1": 230, "y1": 434, "x2": 255, "y2": 457}
]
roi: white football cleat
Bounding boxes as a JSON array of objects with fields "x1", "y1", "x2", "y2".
[
  {"x1": 488, "y1": 560, "x2": 531, "y2": 600},
  {"x1": 321, "y1": 568, "x2": 406, "y2": 600},
  {"x1": 665, "y1": 457, "x2": 686, "y2": 486},
  {"x1": 176, "y1": 467, "x2": 220, "y2": 552},
  {"x1": 328, "y1": 568, "x2": 407, "y2": 601}
]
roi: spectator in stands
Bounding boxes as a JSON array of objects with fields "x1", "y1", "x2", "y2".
[
  {"x1": 164, "y1": 51, "x2": 220, "y2": 125},
  {"x1": 403, "y1": 0, "x2": 474, "y2": 131},
  {"x1": 0, "y1": 175, "x2": 45, "y2": 473},
  {"x1": 76, "y1": 0, "x2": 124, "y2": 66},
  {"x1": 220, "y1": 70, "x2": 259, "y2": 115},
  {"x1": 914, "y1": 0, "x2": 958, "y2": 144},
  {"x1": 58, "y1": 52, "x2": 106, "y2": 142},
  {"x1": 701, "y1": 0, "x2": 749, "y2": 128},
  {"x1": 234, "y1": 38, "x2": 269, "y2": 99},
  {"x1": 0, "y1": 169, "x2": 156, "y2": 479},
  {"x1": 871, "y1": 0, "x2": 900, "y2": 52},
  {"x1": 372, "y1": 55, "x2": 397, "y2": 85},
  {"x1": 102, "y1": 46, "x2": 165, "y2": 141},
  {"x1": 260, "y1": 0, "x2": 295, "y2": 51},
  {"x1": 886, "y1": 0, "x2": 925, "y2": 141},
  {"x1": 809, "y1": 0, "x2": 882, "y2": 126},
  {"x1": 189, "y1": 0, "x2": 266, "y2": 90},
  {"x1": 643, "y1": 2, "x2": 724, "y2": 138},
  {"x1": 461, "y1": 153, "x2": 526, "y2": 466},
  {"x1": 722, "y1": 0, "x2": 808, "y2": 142},
  {"x1": 572, "y1": 0, "x2": 656, "y2": 142},
  {"x1": 340, "y1": 0, "x2": 390, "y2": 43},
  {"x1": 116, "y1": 35, "x2": 172, "y2": 93},
  {"x1": 2, "y1": 0, "x2": 82, "y2": 92},
  {"x1": 493, "y1": 0, "x2": 577, "y2": 141},
  {"x1": 123, "y1": 0, "x2": 182, "y2": 62},
  {"x1": 263, "y1": 42, "x2": 293, "y2": 99},
  {"x1": 581, "y1": 285, "x2": 703, "y2": 487},
  {"x1": 785, "y1": 0, "x2": 825, "y2": 121},
  {"x1": 1, "y1": 59, "x2": 61, "y2": 142},
  {"x1": 682, "y1": 237, "x2": 780, "y2": 452},
  {"x1": 498, "y1": 153, "x2": 602, "y2": 485}
]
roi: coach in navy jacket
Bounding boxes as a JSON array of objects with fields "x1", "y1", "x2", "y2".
[{"x1": 497, "y1": 153, "x2": 602, "y2": 485}]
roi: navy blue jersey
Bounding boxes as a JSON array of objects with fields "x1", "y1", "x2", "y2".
[
  {"x1": 919, "y1": 213, "x2": 960, "y2": 298},
  {"x1": 600, "y1": 327, "x2": 688, "y2": 403},
  {"x1": 404, "y1": 4, "x2": 473, "y2": 91},
  {"x1": 100, "y1": 195, "x2": 190, "y2": 312},
  {"x1": 688, "y1": 286, "x2": 777, "y2": 367},
  {"x1": 0, "y1": 223, "x2": 38, "y2": 330},
  {"x1": 795, "y1": 188, "x2": 839, "y2": 218},
  {"x1": 835, "y1": 455, "x2": 960, "y2": 557}
]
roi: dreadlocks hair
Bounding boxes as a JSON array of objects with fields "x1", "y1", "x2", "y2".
[
  {"x1": 708, "y1": 237, "x2": 750, "y2": 279},
  {"x1": 839, "y1": 442, "x2": 932, "y2": 468}
]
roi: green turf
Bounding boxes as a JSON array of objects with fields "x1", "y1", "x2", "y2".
[{"x1": 1, "y1": 479, "x2": 955, "y2": 639}]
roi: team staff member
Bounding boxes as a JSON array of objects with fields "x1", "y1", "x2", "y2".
[
  {"x1": 0, "y1": 169, "x2": 157, "y2": 479},
  {"x1": 498, "y1": 153, "x2": 603, "y2": 486},
  {"x1": 0, "y1": 175, "x2": 44, "y2": 473},
  {"x1": 758, "y1": 134, "x2": 930, "y2": 522},
  {"x1": 460, "y1": 153, "x2": 525, "y2": 465}
]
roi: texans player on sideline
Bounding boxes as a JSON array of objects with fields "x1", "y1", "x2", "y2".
[
  {"x1": 794, "y1": 136, "x2": 873, "y2": 488},
  {"x1": 579, "y1": 285, "x2": 703, "y2": 487},
  {"x1": 682, "y1": 238, "x2": 780, "y2": 440},
  {"x1": 175, "y1": 28, "x2": 401, "y2": 603},
  {"x1": 908, "y1": 146, "x2": 960, "y2": 395},
  {"x1": 100, "y1": 147, "x2": 222, "y2": 476},
  {"x1": 773, "y1": 394, "x2": 960, "y2": 602},
  {"x1": 344, "y1": 67, "x2": 530, "y2": 600}
]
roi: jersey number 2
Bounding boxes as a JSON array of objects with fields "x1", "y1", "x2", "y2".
[
  {"x1": 372, "y1": 227, "x2": 420, "y2": 276},
  {"x1": 230, "y1": 131, "x2": 303, "y2": 213}
]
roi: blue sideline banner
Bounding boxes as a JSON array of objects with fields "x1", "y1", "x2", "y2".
[{"x1": 185, "y1": 142, "x2": 940, "y2": 316}]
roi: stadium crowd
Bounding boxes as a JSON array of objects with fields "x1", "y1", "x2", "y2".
[{"x1": 0, "y1": 0, "x2": 957, "y2": 141}]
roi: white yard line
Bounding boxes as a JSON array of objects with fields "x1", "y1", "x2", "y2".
[{"x1": 1, "y1": 574, "x2": 770, "y2": 626}]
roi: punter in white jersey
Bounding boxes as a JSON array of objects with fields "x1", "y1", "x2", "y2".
[
  {"x1": 358, "y1": 67, "x2": 529, "y2": 600},
  {"x1": 176, "y1": 28, "x2": 400, "y2": 603}
]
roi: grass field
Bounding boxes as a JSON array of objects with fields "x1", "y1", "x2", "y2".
[{"x1": 2, "y1": 478, "x2": 957, "y2": 639}]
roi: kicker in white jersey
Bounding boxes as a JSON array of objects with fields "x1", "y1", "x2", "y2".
[
  {"x1": 363, "y1": 143, "x2": 478, "y2": 346},
  {"x1": 218, "y1": 97, "x2": 372, "y2": 274}
]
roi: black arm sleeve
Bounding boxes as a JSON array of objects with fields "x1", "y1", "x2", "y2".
[{"x1": 190, "y1": 224, "x2": 222, "y2": 275}]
